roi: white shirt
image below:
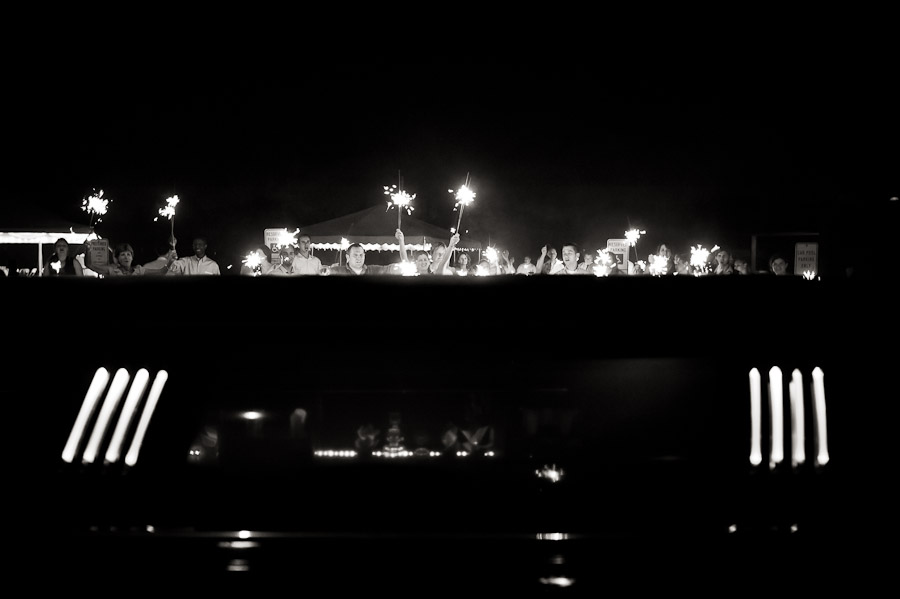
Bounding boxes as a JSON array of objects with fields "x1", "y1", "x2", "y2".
[
  {"x1": 291, "y1": 253, "x2": 323, "y2": 275},
  {"x1": 166, "y1": 255, "x2": 221, "y2": 276},
  {"x1": 516, "y1": 263, "x2": 536, "y2": 275}
]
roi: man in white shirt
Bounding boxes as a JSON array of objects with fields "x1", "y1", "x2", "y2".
[
  {"x1": 166, "y1": 237, "x2": 221, "y2": 275},
  {"x1": 516, "y1": 256, "x2": 536, "y2": 275},
  {"x1": 269, "y1": 245, "x2": 297, "y2": 276},
  {"x1": 291, "y1": 233, "x2": 323, "y2": 275},
  {"x1": 550, "y1": 243, "x2": 587, "y2": 275},
  {"x1": 535, "y1": 245, "x2": 562, "y2": 275}
]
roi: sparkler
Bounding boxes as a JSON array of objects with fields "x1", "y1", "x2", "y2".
[
  {"x1": 592, "y1": 249, "x2": 615, "y2": 277},
  {"x1": 384, "y1": 174, "x2": 416, "y2": 230},
  {"x1": 449, "y1": 174, "x2": 475, "y2": 234},
  {"x1": 80, "y1": 189, "x2": 109, "y2": 231},
  {"x1": 399, "y1": 261, "x2": 418, "y2": 277},
  {"x1": 242, "y1": 251, "x2": 262, "y2": 276},
  {"x1": 153, "y1": 195, "x2": 180, "y2": 243},
  {"x1": 624, "y1": 228, "x2": 645, "y2": 274},
  {"x1": 689, "y1": 244, "x2": 719, "y2": 276},
  {"x1": 647, "y1": 254, "x2": 668, "y2": 276},
  {"x1": 803, "y1": 270, "x2": 816, "y2": 280},
  {"x1": 274, "y1": 228, "x2": 301, "y2": 251}
]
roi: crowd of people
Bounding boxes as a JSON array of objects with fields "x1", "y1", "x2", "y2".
[{"x1": 4, "y1": 230, "x2": 798, "y2": 279}]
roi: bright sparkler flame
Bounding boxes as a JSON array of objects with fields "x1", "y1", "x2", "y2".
[
  {"x1": 647, "y1": 254, "x2": 668, "y2": 276},
  {"x1": 593, "y1": 249, "x2": 615, "y2": 277},
  {"x1": 51, "y1": 260, "x2": 61, "y2": 274},
  {"x1": 384, "y1": 185, "x2": 415, "y2": 215},
  {"x1": 340, "y1": 237, "x2": 350, "y2": 251},
  {"x1": 81, "y1": 190, "x2": 109, "y2": 223},
  {"x1": 275, "y1": 228, "x2": 301, "y2": 250},
  {"x1": 452, "y1": 184, "x2": 476, "y2": 208},
  {"x1": 803, "y1": 270, "x2": 816, "y2": 280},
  {"x1": 690, "y1": 244, "x2": 718, "y2": 276},
  {"x1": 625, "y1": 228, "x2": 646, "y2": 246},
  {"x1": 155, "y1": 195, "x2": 180, "y2": 221},
  {"x1": 242, "y1": 251, "x2": 262, "y2": 275},
  {"x1": 484, "y1": 247, "x2": 498, "y2": 263},
  {"x1": 399, "y1": 261, "x2": 418, "y2": 276},
  {"x1": 475, "y1": 264, "x2": 490, "y2": 277}
]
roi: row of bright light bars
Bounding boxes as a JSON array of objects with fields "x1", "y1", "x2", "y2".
[
  {"x1": 61, "y1": 368, "x2": 167, "y2": 467},
  {"x1": 314, "y1": 450, "x2": 496, "y2": 458},
  {"x1": 749, "y1": 367, "x2": 828, "y2": 469}
]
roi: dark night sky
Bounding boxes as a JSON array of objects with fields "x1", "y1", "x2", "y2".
[{"x1": 6, "y1": 20, "x2": 897, "y2": 270}]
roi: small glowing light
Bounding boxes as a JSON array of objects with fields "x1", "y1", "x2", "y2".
[
  {"x1": 789, "y1": 369, "x2": 806, "y2": 467},
  {"x1": 227, "y1": 559, "x2": 249, "y2": 572},
  {"x1": 83, "y1": 369, "x2": 131, "y2": 464},
  {"x1": 238, "y1": 530, "x2": 251, "y2": 539},
  {"x1": 340, "y1": 237, "x2": 350, "y2": 251},
  {"x1": 146, "y1": 525, "x2": 155, "y2": 533},
  {"x1": 749, "y1": 368, "x2": 763, "y2": 467},
  {"x1": 790, "y1": 524, "x2": 798, "y2": 533},
  {"x1": 51, "y1": 260, "x2": 61, "y2": 274},
  {"x1": 536, "y1": 533, "x2": 568, "y2": 541},
  {"x1": 62, "y1": 368, "x2": 110, "y2": 464},
  {"x1": 536, "y1": 464, "x2": 565, "y2": 483},
  {"x1": 105, "y1": 368, "x2": 150, "y2": 464},
  {"x1": 125, "y1": 370, "x2": 168, "y2": 467},
  {"x1": 485, "y1": 451, "x2": 495, "y2": 457},
  {"x1": 769, "y1": 367, "x2": 785, "y2": 469},
  {"x1": 241, "y1": 411, "x2": 264, "y2": 420},
  {"x1": 219, "y1": 541, "x2": 259, "y2": 549},
  {"x1": 811, "y1": 367, "x2": 829, "y2": 466},
  {"x1": 728, "y1": 524, "x2": 738, "y2": 534},
  {"x1": 803, "y1": 270, "x2": 816, "y2": 280},
  {"x1": 539, "y1": 577, "x2": 575, "y2": 587}
]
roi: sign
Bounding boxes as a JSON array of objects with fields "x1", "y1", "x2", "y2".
[
  {"x1": 88, "y1": 239, "x2": 109, "y2": 267},
  {"x1": 795, "y1": 242, "x2": 818, "y2": 276},
  {"x1": 606, "y1": 239, "x2": 629, "y2": 272},
  {"x1": 264, "y1": 228, "x2": 288, "y2": 255}
]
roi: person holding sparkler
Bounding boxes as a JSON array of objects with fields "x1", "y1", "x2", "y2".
[
  {"x1": 85, "y1": 243, "x2": 165, "y2": 276},
  {"x1": 290, "y1": 233, "x2": 322, "y2": 275},
  {"x1": 166, "y1": 237, "x2": 221, "y2": 276},
  {"x1": 42, "y1": 238, "x2": 84, "y2": 276},
  {"x1": 535, "y1": 245, "x2": 561, "y2": 275},
  {"x1": 396, "y1": 228, "x2": 460, "y2": 276},
  {"x1": 549, "y1": 243, "x2": 589, "y2": 275},
  {"x1": 239, "y1": 246, "x2": 274, "y2": 276}
]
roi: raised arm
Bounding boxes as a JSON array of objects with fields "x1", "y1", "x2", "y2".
[
  {"x1": 432, "y1": 233, "x2": 460, "y2": 275},
  {"x1": 396, "y1": 229, "x2": 410, "y2": 262},
  {"x1": 534, "y1": 245, "x2": 548, "y2": 274}
]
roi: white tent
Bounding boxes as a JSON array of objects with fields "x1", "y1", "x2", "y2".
[{"x1": 1, "y1": 211, "x2": 96, "y2": 276}]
